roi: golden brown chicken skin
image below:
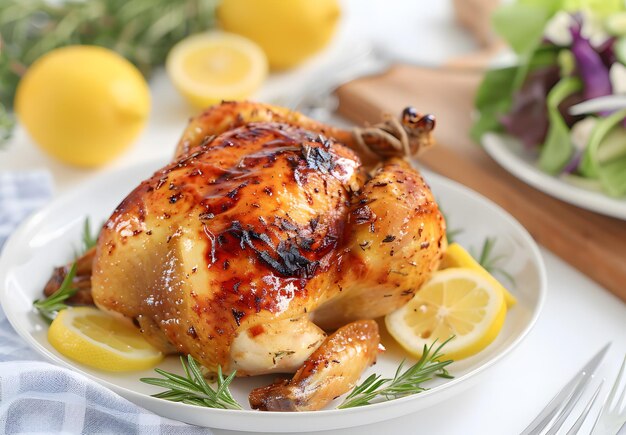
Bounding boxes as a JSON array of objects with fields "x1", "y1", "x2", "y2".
[
  {"x1": 92, "y1": 122, "x2": 364, "y2": 371},
  {"x1": 90, "y1": 102, "x2": 446, "y2": 407}
]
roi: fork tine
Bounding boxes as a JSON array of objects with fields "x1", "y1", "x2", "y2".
[
  {"x1": 520, "y1": 343, "x2": 610, "y2": 435},
  {"x1": 565, "y1": 380, "x2": 604, "y2": 435},
  {"x1": 590, "y1": 401, "x2": 606, "y2": 434},
  {"x1": 521, "y1": 372, "x2": 584, "y2": 435},
  {"x1": 545, "y1": 373, "x2": 595, "y2": 435},
  {"x1": 615, "y1": 356, "x2": 626, "y2": 410},
  {"x1": 604, "y1": 355, "x2": 625, "y2": 410},
  {"x1": 591, "y1": 355, "x2": 626, "y2": 435}
]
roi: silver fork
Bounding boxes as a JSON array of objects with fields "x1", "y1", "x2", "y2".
[
  {"x1": 565, "y1": 380, "x2": 604, "y2": 435},
  {"x1": 591, "y1": 355, "x2": 626, "y2": 435},
  {"x1": 521, "y1": 343, "x2": 610, "y2": 435}
]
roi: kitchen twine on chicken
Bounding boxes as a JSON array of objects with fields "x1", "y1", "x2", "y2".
[{"x1": 351, "y1": 107, "x2": 436, "y2": 163}]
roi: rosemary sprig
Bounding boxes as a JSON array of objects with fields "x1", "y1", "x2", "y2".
[
  {"x1": 473, "y1": 237, "x2": 515, "y2": 287},
  {"x1": 338, "y1": 337, "x2": 454, "y2": 409},
  {"x1": 33, "y1": 262, "x2": 78, "y2": 323},
  {"x1": 439, "y1": 205, "x2": 462, "y2": 243},
  {"x1": 73, "y1": 217, "x2": 101, "y2": 259},
  {"x1": 82, "y1": 218, "x2": 99, "y2": 252},
  {"x1": 140, "y1": 355, "x2": 242, "y2": 410},
  {"x1": 446, "y1": 225, "x2": 463, "y2": 245}
]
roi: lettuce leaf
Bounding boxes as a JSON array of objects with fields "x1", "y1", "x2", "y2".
[
  {"x1": 472, "y1": 47, "x2": 560, "y2": 144},
  {"x1": 491, "y1": 0, "x2": 566, "y2": 55},
  {"x1": 598, "y1": 157, "x2": 626, "y2": 196},
  {"x1": 579, "y1": 109, "x2": 626, "y2": 196},
  {"x1": 563, "y1": 0, "x2": 625, "y2": 17},
  {"x1": 492, "y1": 5, "x2": 547, "y2": 56},
  {"x1": 491, "y1": 0, "x2": 561, "y2": 92},
  {"x1": 538, "y1": 77, "x2": 583, "y2": 173},
  {"x1": 500, "y1": 65, "x2": 561, "y2": 148},
  {"x1": 470, "y1": 67, "x2": 518, "y2": 143}
]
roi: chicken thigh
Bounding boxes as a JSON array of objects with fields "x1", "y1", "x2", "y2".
[{"x1": 85, "y1": 101, "x2": 445, "y2": 410}]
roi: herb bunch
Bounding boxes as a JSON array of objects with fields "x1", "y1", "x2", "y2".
[
  {"x1": 0, "y1": 0, "x2": 218, "y2": 144},
  {"x1": 141, "y1": 355, "x2": 242, "y2": 410},
  {"x1": 338, "y1": 338, "x2": 454, "y2": 409}
]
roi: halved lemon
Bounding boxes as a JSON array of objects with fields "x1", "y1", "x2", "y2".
[
  {"x1": 440, "y1": 242, "x2": 517, "y2": 308},
  {"x1": 166, "y1": 31, "x2": 268, "y2": 109},
  {"x1": 385, "y1": 268, "x2": 506, "y2": 361},
  {"x1": 48, "y1": 307, "x2": 163, "y2": 371}
]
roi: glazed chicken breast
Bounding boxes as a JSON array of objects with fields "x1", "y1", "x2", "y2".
[{"x1": 49, "y1": 101, "x2": 446, "y2": 411}]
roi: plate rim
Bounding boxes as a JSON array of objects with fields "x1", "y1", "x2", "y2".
[
  {"x1": 482, "y1": 132, "x2": 626, "y2": 220},
  {"x1": 0, "y1": 159, "x2": 547, "y2": 431}
]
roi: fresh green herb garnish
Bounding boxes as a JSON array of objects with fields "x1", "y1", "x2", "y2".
[
  {"x1": 140, "y1": 355, "x2": 242, "y2": 410},
  {"x1": 445, "y1": 224, "x2": 462, "y2": 245},
  {"x1": 338, "y1": 338, "x2": 454, "y2": 409},
  {"x1": 74, "y1": 217, "x2": 101, "y2": 258},
  {"x1": 82, "y1": 218, "x2": 99, "y2": 252},
  {"x1": 439, "y1": 206, "x2": 462, "y2": 243},
  {"x1": 473, "y1": 237, "x2": 515, "y2": 287},
  {"x1": 33, "y1": 262, "x2": 78, "y2": 323}
]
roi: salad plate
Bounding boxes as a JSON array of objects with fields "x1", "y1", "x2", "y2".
[
  {"x1": 0, "y1": 158, "x2": 546, "y2": 432},
  {"x1": 473, "y1": 2, "x2": 626, "y2": 221},
  {"x1": 483, "y1": 132, "x2": 626, "y2": 220}
]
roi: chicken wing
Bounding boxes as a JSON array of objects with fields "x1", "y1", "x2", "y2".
[{"x1": 248, "y1": 320, "x2": 380, "y2": 411}]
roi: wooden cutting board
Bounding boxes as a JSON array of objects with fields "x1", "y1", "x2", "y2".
[{"x1": 335, "y1": 63, "x2": 626, "y2": 302}]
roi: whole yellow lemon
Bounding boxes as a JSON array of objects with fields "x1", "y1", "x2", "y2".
[
  {"x1": 218, "y1": 0, "x2": 341, "y2": 70},
  {"x1": 15, "y1": 46, "x2": 150, "y2": 167}
]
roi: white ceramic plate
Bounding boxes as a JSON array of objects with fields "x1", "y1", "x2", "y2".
[
  {"x1": 482, "y1": 132, "x2": 626, "y2": 220},
  {"x1": 0, "y1": 159, "x2": 546, "y2": 433}
]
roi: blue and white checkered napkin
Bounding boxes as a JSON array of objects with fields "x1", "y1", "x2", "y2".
[
  {"x1": 0, "y1": 171, "x2": 54, "y2": 251},
  {"x1": 0, "y1": 171, "x2": 210, "y2": 434}
]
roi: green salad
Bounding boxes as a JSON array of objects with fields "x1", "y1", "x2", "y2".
[{"x1": 473, "y1": 0, "x2": 626, "y2": 197}]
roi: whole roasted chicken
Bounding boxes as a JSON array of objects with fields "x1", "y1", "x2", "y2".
[{"x1": 46, "y1": 101, "x2": 446, "y2": 411}]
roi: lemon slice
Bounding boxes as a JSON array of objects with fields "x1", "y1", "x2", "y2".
[
  {"x1": 440, "y1": 242, "x2": 517, "y2": 308},
  {"x1": 48, "y1": 307, "x2": 163, "y2": 371},
  {"x1": 166, "y1": 31, "x2": 268, "y2": 108},
  {"x1": 385, "y1": 268, "x2": 506, "y2": 361}
]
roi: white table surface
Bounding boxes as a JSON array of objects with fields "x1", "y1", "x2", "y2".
[{"x1": 1, "y1": 1, "x2": 625, "y2": 434}]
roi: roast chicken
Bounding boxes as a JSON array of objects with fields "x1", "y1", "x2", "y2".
[{"x1": 45, "y1": 101, "x2": 446, "y2": 411}]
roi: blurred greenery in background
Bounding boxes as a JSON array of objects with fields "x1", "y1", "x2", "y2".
[{"x1": 0, "y1": 0, "x2": 218, "y2": 145}]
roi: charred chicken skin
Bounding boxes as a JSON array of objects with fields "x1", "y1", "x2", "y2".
[{"x1": 49, "y1": 101, "x2": 446, "y2": 411}]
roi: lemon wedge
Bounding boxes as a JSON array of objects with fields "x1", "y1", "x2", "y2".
[
  {"x1": 385, "y1": 268, "x2": 506, "y2": 361},
  {"x1": 48, "y1": 307, "x2": 163, "y2": 371},
  {"x1": 440, "y1": 242, "x2": 517, "y2": 308},
  {"x1": 166, "y1": 31, "x2": 268, "y2": 108}
]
